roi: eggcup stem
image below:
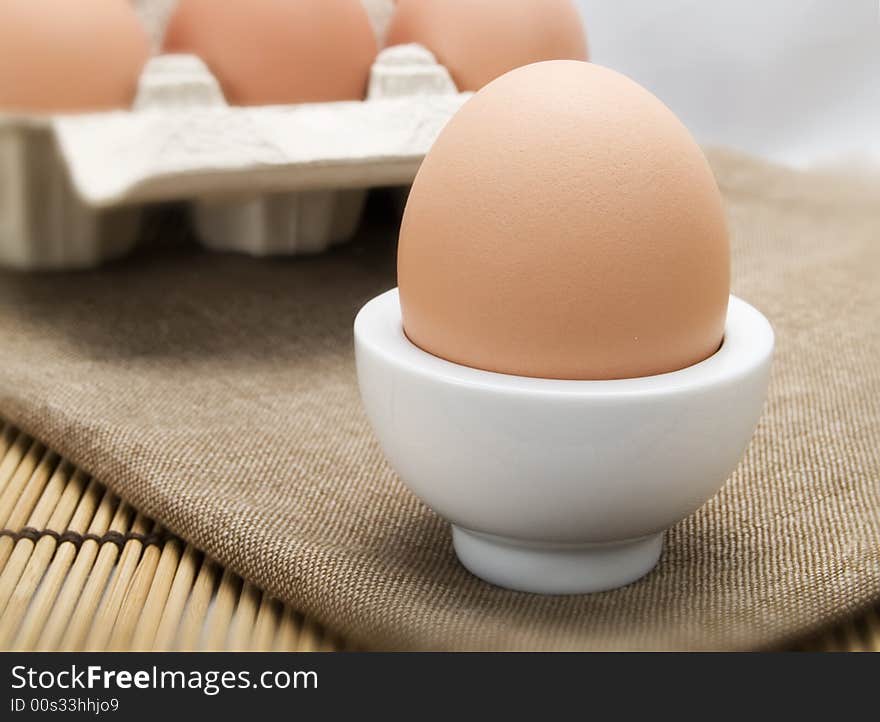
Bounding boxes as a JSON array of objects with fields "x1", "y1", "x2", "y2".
[{"x1": 453, "y1": 527, "x2": 664, "y2": 594}]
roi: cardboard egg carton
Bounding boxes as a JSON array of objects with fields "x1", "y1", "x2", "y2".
[{"x1": 0, "y1": 43, "x2": 466, "y2": 270}]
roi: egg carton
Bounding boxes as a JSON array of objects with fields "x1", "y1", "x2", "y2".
[{"x1": 0, "y1": 43, "x2": 466, "y2": 270}]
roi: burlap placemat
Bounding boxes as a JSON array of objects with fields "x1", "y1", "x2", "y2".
[{"x1": 0, "y1": 150, "x2": 877, "y2": 650}]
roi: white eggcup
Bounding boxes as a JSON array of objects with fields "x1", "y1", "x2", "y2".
[{"x1": 355, "y1": 289, "x2": 773, "y2": 594}]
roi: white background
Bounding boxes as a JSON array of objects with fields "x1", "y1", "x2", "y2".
[{"x1": 576, "y1": 0, "x2": 879, "y2": 168}]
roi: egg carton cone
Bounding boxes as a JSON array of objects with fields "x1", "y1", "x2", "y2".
[
  {"x1": 0, "y1": 43, "x2": 466, "y2": 270},
  {"x1": 360, "y1": 0, "x2": 397, "y2": 48},
  {"x1": 132, "y1": 0, "x2": 179, "y2": 54}
]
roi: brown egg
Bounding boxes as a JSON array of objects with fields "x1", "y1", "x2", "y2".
[
  {"x1": 386, "y1": 0, "x2": 588, "y2": 91},
  {"x1": 0, "y1": 0, "x2": 149, "y2": 113},
  {"x1": 163, "y1": 0, "x2": 378, "y2": 106},
  {"x1": 398, "y1": 61, "x2": 730, "y2": 381}
]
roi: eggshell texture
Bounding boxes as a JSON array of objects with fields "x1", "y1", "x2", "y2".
[
  {"x1": 398, "y1": 61, "x2": 730, "y2": 381},
  {"x1": 386, "y1": 0, "x2": 587, "y2": 91},
  {"x1": 163, "y1": 0, "x2": 378, "y2": 105},
  {"x1": 0, "y1": 0, "x2": 149, "y2": 112}
]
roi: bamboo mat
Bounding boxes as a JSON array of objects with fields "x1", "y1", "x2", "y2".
[
  {"x1": 0, "y1": 422, "x2": 345, "y2": 651},
  {"x1": 0, "y1": 420, "x2": 875, "y2": 652}
]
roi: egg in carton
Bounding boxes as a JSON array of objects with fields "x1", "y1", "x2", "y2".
[{"x1": 0, "y1": 0, "x2": 465, "y2": 270}]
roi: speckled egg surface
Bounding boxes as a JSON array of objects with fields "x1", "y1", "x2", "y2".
[
  {"x1": 163, "y1": 0, "x2": 378, "y2": 105},
  {"x1": 398, "y1": 61, "x2": 730, "y2": 380},
  {"x1": 386, "y1": 0, "x2": 587, "y2": 91},
  {"x1": 0, "y1": 0, "x2": 150, "y2": 113}
]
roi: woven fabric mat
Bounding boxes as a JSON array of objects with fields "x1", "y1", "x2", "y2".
[
  {"x1": 0, "y1": 424, "x2": 873, "y2": 651},
  {"x1": 0, "y1": 150, "x2": 878, "y2": 650}
]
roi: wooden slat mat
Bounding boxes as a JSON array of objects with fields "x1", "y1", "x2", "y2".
[{"x1": 0, "y1": 420, "x2": 875, "y2": 652}]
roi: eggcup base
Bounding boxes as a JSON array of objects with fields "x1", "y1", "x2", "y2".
[{"x1": 452, "y1": 526, "x2": 663, "y2": 594}]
